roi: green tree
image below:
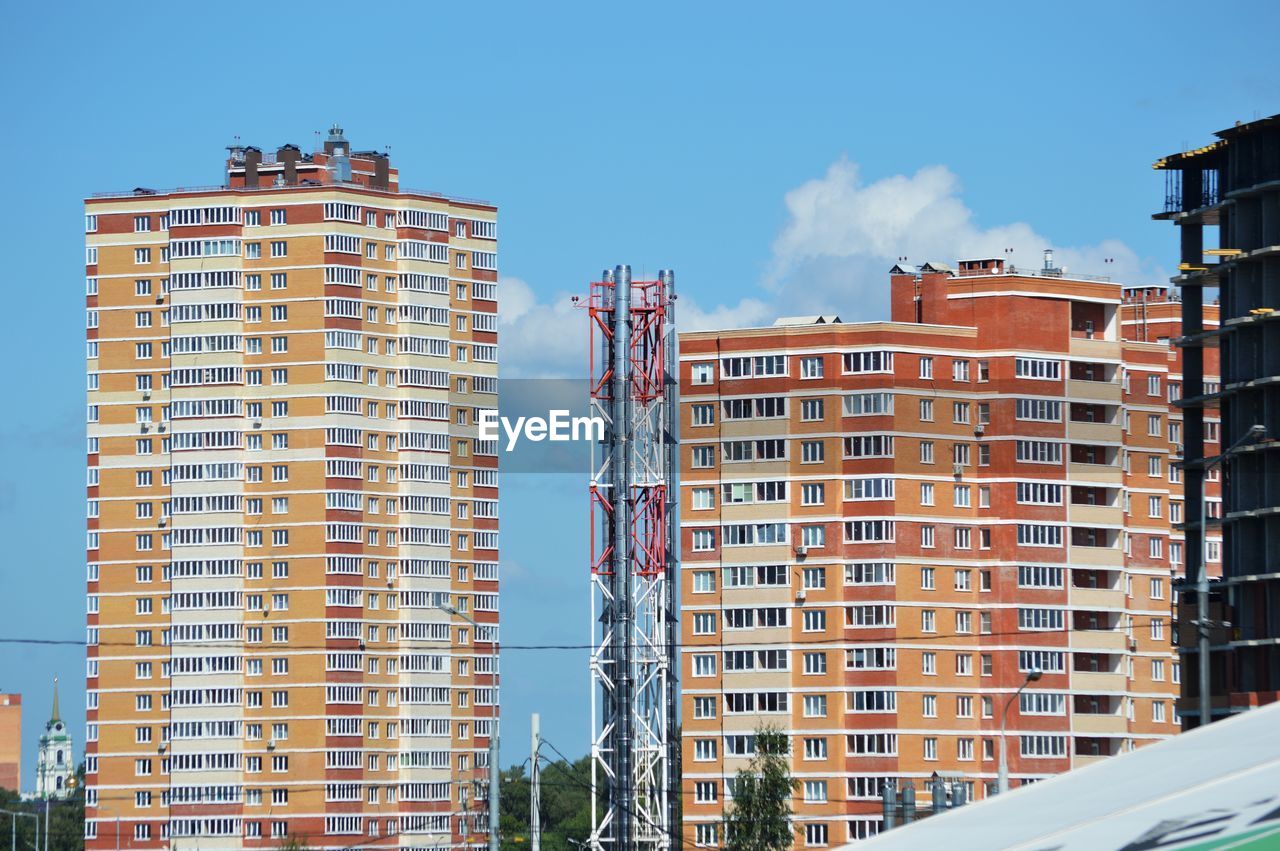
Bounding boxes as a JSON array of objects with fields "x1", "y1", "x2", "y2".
[
  {"x1": 0, "y1": 762, "x2": 86, "y2": 851},
  {"x1": 499, "y1": 754, "x2": 599, "y2": 851},
  {"x1": 725, "y1": 728, "x2": 794, "y2": 851}
]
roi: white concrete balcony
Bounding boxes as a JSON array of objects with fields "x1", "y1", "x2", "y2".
[
  {"x1": 1067, "y1": 461, "x2": 1122, "y2": 486},
  {"x1": 1070, "y1": 629, "x2": 1128, "y2": 653},
  {"x1": 1068, "y1": 420, "x2": 1122, "y2": 444},
  {"x1": 1067, "y1": 544, "x2": 1125, "y2": 567},
  {"x1": 1072, "y1": 712, "x2": 1129, "y2": 735},
  {"x1": 1066, "y1": 378, "x2": 1122, "y2": 404},
  {"x1": 1070, "y1": 670, "x2": 1128, "y2": 691}
]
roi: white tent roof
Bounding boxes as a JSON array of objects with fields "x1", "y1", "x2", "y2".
[{"x1": 849, "y1": 702, "x2": 1280, "y2": 850}]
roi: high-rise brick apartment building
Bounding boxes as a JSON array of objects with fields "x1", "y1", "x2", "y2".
[
  {"x1": 84, "y1": 127, "x2": 500, "y2": 848},
  {"x1": 679, "y1": 258, "x2": 1197, "y2": 848},
  {"x1": 1154, "y1": 114, "x2": 1280, "y2": 723}
]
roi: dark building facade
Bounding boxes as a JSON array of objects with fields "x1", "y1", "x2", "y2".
[{"x1": 1156, "y1": 113, "x2": 1280, "y2": 724}]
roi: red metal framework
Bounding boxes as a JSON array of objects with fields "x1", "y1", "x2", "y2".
[{"x1": 585, "y1": 266, "x2": 678, "y2": 851}]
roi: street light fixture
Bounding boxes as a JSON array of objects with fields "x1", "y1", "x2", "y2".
[
  {"x1": 997, "y1": 669, "x2": 1042, "y2": 794},
  {"x1": 441, "y1": 603, "x2": 500, "y2": 851},
  {"x1": 0, "y1": 808, "x2": 39, "y2": 851},
  {"x1": 1195, "y1": 423, "x2": 1267, "y2": 727}
]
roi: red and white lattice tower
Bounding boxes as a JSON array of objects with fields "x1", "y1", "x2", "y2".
[{"x1": 587, "y1": 266, "x2": 679, "y2": 851}]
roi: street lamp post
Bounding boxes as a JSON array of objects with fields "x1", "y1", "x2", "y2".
[
  {"x1": 443, "y1": 604, "x2": 499, "y2": 851},
  {"x1": 997, "y1": 669, "x2": 1042, "y2": 794},
  {"x1": 1196, "y1": 423, "x2": 1266, "y2": 727},
  {"x1": 0, "y1": 809, "x2": 38, "y2": 851}
]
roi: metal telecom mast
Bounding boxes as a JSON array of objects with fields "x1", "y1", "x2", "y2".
[{"x1": 587, "y1": 266, "x2": 679, "y2": 851}]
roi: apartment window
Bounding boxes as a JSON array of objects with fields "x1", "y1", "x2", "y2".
[
  {"x1": 919, "y1": 356, "x2": 933, "y2": 379},
  {"x1": 920, "y1": 525, "x2": 935, "y2": 549},
  {"x1": 920, "y1": 566, "x2": 935, "y2": 589},
  {"x1": 134, "y1": 247, "x2": 151, "y2": 264},
  {"x1": 1015, "y1": 399, "x2": 1062, "y2": 421},
  {"x1": 922, "y1": 652, "x2": 936, "y2": 675},
  {"x1": 920, "y1": 440, "x2": 934, "y2": 464},
  {"x1": 270, "y1": 208, "x2": 287, "y2": 225},
  {"x1": 801, "y1": 399, "x2": 824, "y2": 421},
  {"x1": 802, "y1": 483, "x2": 825, "y2": 505},
  {"x1": 920, "y1": 482, "x2": 934, "y2": 506},
  {"x1": 691, "y1": 363, "x2": 714, "y2": 384},
  {"x1": 802, "y1": 610, "x2": 827, "y2": 632},
  {"x1": 953, "y1": 402, "x2": 970, "y2": 424},
  {"x1": 919, "y1": 398, "x2": 934, "y2": 421},
  {"x1": 1148, "y1": 415, "x2": 1162, "y2": 436},
  {"x1": 801, "y1": 440, "x2": 825, "y2": 463},
  {"x1": 800, "y1": 356, "x2": 824, "y2": 378},
  {"x1": 921, "y1": 610, "x2": 936, "y2": 632},
  {"x1": 1147, "y1": 375, "x2": 1160, "y2": 396},
  {"x1": 923, "y1": 737, "x2": 938, "y2": 761}
]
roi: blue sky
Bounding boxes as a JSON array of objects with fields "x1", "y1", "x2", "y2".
[{"x1": 0, "y1": 0, "x2": 1277, "y2": 787}]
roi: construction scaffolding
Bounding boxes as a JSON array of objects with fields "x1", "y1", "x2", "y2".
[{"x1": 586, "y1": 266, "x2": 679, "y2": 851}]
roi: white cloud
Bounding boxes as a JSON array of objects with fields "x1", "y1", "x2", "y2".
[
  {"x1": 497, "y1": 275, "x2": 773, "y2": 376},
  {"x1": 498, "y1": 158, "x2": 1163, "y2": 374},
  {"x1": 497, "y1": 276, "x2": 584, "y2": 378},
  {"x1": 762, "y1": 158, "x2": 1159, "y2": 320}
]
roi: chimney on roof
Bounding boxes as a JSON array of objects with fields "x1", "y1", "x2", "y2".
[
  {"x1": 371, "y1": 152, "x2": 390, "y2": 189},
  {"x1": 243, "y1": 147, "x2": 263, "y2": 188},
  {"x1": 277, "y1": 144, "x2": 301, "y2": 184}
]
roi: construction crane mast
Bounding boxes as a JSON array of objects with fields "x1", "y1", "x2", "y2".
[{"x1": 586, "y1": 266, "x2": 679, "y2": 851}]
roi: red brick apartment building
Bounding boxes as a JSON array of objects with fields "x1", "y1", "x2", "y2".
[{"x1": 678, "y1": 258, "x2": 1212, "y2": 848}]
